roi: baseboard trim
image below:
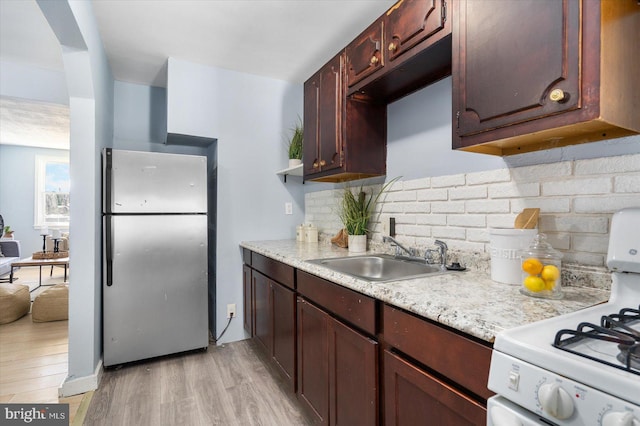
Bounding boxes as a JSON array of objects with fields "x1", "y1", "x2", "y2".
[{"x1": 58, "y1": 359, "x2": 103, "y2": 398}]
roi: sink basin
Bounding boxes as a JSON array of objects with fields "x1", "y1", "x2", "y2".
[{"x1": 308, "y1": 254, "x2": 447, "y2": 282}]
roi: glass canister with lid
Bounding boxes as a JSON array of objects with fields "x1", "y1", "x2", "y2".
[{"x1": 519, "y1": 233, "x2": 563, "y2": 299}]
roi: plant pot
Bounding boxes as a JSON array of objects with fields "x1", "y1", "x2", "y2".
[
  {"x1": 348, "y1": 234, "x2": 367, "y2": 253},
  {"x1": 288, "y1": 159, "x2": 302, "y2": 168}
]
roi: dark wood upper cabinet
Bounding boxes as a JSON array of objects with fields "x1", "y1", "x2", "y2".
[
  {"x1": 346, "y1": 0, "x2": 452, "y2": 102},
  {"x1": 385, "y1": 0, "x2": 447, "y2": 62},
  {"x1": 453, "y1": 0, "x2": 640, "y2": 155},
  {"x1": 346, "y1": 20, "x2": 384, "y2": 88},
  {"x1": 304, "y1": 52, "x2": 386, "y2": 183}
]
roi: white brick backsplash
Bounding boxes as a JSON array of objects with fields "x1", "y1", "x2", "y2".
[
  {"x1": 575, "y1": 153, "x2": 640, "y2": 175},
  {"x1": 489, "y1": 182, "x2": 540, "y2": 199},
  {"x1": 572, "y1": 234, "x2": 610, "y2": 253},
  {"x1": 383, "y1": 190, "x2": 417, "y2": 202},
  {"x1": 511, "y1": 162, "x2": 572, "y2": 182},
  {"x1": 466, "y1": 228, "x2": 489, "y2": 242},
  {"x1": 538, "y1": 215, "x2": 609, "y2": 233},
  {"x1": 574, "y1": 195, "x2": 640, "y2": 213},
  {"x1": 431, "y1": 201, "x2": 466, "y2": 213},
  {"x1": 542, "y1": 177, "x2": 611, "y2": 196},
  {"x1": 402, "y1": 202, "x2": 431, "y2": 213},
  {"x1": 614, "y1": 174, "x2": 640, "y2": 193},
  {"x1": 416, "y1": 214, "x2": 448, "y2": 225},
  {"x1": 432, "y1": 226, "x2": 466, "y2": 240},
  {"x1": 563, "y1": 252, "x2": 605, "y2": 267},
  {"x1": 447, "y1": 214, "x2": 485, "y2": 227},
  {"x1": 466, "y1": 168, "x2": 510, "y2": 185},
  {"x1": 431, "y1": 173, "x2": 465, "y2": 188},
  {"x1": 416, "y1": 188, "x2": 449, "y2": 201},
  {"x1": 545, "y1": 233, "x2": 571, "y2": 250},
  {"x1": 466, "y1": 199, "x2": 510, "y2": 213},
  {"x1": 402, "y1": 177, "x2": 431, "y2": 190},
  {"x1": 450, "y1": 186, "x2": 487, "y2": 200},
  {"x1": 305, "y1": 153, "x2": 639, "y2": 275},
  {"x1": 510, "y1": 198, "x2": 571, "y2": 213},
  {"x1": 487, "y1": 215, "x2": 518, "y2": 228}
]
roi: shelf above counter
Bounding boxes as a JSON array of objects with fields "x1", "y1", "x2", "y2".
[{"x1": 276, "y1": 163, "x2": 303, "y2": 183}]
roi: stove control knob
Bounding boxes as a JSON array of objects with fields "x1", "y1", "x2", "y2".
[
  {"x1": 538, "y1": 383, "x2": 574, "y2": 420},
  {"x1": 602, "y1": 411, "x2": 640, "y2": 426}
]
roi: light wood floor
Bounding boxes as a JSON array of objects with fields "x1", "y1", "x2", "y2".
[
  {"x1": 84, "y1": 339, "x2": 313, "y2": 426},
  {"x1": 0, "y1": 266, "x2": 86, "y2": 424}
]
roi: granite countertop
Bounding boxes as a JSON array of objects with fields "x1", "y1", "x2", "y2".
[{"x1": 240, "y1": 240, "x2": 610, "y2": 343}]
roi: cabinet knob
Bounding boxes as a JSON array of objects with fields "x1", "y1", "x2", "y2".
[
  {"x1": 320, "y1": 160, "x2": 326, "y2": 166},
  {"x1": 370, "y1": 56, "x2": 379, "y2": 66},
  {"x1": 388, "y1": 42, "x2": 397, "y2": 52},
  {"x1": 313, "y1": 161, "x2": 319, "y2": 168},
  {"x1": 549, "y1": 89, "x2": 567, "y2": 103}
]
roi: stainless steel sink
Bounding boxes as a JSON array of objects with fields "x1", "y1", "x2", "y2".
[{"x1": 307, "y1": 254, "x2": 447, "y2": 282}]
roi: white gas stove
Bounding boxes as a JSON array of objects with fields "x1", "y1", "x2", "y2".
[{"x1": 487, "y1": 208, "x2": 640, "y2": 426}]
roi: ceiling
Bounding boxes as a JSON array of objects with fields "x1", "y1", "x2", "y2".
[{"x1": 0, "y1": 0, "x2": 396, "y2": 150}]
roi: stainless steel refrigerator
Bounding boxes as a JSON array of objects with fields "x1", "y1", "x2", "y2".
[{"x1": 102, "y1": 148, "x2": 208, "y2": 367}]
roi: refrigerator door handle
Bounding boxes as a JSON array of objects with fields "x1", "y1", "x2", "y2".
[
  {"x1": 104, "y1": 148, "x2": 112, "y2": 213},
  {"x1": 106, "y1": 216, "x2": 113, "y2": 287}
]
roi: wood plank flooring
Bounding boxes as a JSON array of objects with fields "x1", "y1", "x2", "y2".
[
  {"x1": 84, "y1": 339, "x2": 314, "y2": 426},
  {"x1": 0, "y1": 266, "x2": 87, "y2": 424}
]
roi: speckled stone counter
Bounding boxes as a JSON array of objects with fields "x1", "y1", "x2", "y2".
[{"x1": 240, "y1": 240, "x2": 610, "y2": 343}]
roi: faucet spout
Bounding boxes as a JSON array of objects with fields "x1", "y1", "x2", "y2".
[
  {"x1": 434, "y1": 240, "x2": 448, "y2": 269},
  {"x1": 383, "y1": 236, "x2": 416, "y2": 258}
]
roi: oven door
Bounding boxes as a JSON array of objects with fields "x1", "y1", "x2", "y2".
[{"x1": 488, "y1": 396, "x2": 554, "y2": 426}]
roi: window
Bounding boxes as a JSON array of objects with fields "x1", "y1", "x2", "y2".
[{"x1": 34, "y1": 155, "x2": 70, "y2": 229}]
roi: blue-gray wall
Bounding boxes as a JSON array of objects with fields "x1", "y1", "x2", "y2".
[{"x1": 0, "y1": 145, "x2": 69, "y2": 256}]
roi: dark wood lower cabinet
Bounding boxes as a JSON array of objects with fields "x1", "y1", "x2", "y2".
[
  {"x1": 383, "y1": 350, "x2": 486, "y2": 426},
  {"x1": 242, "y1": 264, "x2": 253, "y2": 336},
  {"x1": 252, "y1": 269, "x2": 296, "y2": 392},
  {"x1": 297, "y1": 297, "x2": 378, "y2": 425}
]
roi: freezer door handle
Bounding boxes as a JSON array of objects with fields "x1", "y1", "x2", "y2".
[
  {"x1": 104, "y1": 148, "x2": 112, "y2": 213},
  {"x1": 106, "y1": 216, "x2": 113, "y2": 287}
]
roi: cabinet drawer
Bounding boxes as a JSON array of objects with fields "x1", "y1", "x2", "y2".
[
  {"x1": 252, "y1": 253, "x2": 294, "y2": 290},
  {"x1": 384, "y1": 350, "x2": 486, "y2": 425},
  {"x1": 297, "y1": 270, "x2": 376, "y2": 336},
  {"x1": 383, "y1": 304, "x2": 493, "y2": 400}
]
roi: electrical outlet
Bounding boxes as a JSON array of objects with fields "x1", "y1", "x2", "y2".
[
  {"x1": 227, "y1": 303, "x2": 236, "y2": 319},
  {"x1": 285, "y1": 202, "x2": 293, "y2": 215},
  {"x1": 381, "y1": 215, "x2": 390, "y2": 235}
]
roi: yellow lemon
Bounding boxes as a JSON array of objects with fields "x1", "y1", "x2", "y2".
[
  {"x1": 524, "y1": 276, "x2": 545, "y2": 292},
  {"x1": 544, "y1": 280, "x2": 556, "y2": 291},
  {"x1": 522, "y1": 258, "x2": 543, "y2": 275},
  {"x1": 541, "y1": 265, "x2": 560, "y2": 282}
]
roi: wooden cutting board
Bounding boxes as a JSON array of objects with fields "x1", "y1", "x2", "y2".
[{"x1": 514, "y1": 208, "x2": 540, "y2": 229}]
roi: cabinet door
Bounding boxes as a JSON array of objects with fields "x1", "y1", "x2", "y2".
[
  {"x1": 317, "y1": 53, "x2": 343, "y2": 174},
  {"x1": 454, "y1": 0, "x2": 580, "y2": 139},
  {"x1": 253, "y1": 270, "x2": 271, "y2": 355},
  {"x1": 297, "y1": 298, "x2": 329, "y2": 425},
  {"x1": 384, "y1": 350, "x2": 486, "y2": 426},
  {"x1": 346, "y1": 20, "x2": 384, "y2": 88},
  {"x1": 243, "y1": 264, "x2": 253, "y2": 336},
  {"x1": 385, "y1": 0, "x2": 446, "y2": 62},
  {"x1": 272, "y1": 281, "x2": 296, "y2": 392},
  {"x1": 329, "y1": 318, "x2": 378, "y2": 426},
  {"x1": 303, "y1": 72, "x2": 321, "y2": 176}
]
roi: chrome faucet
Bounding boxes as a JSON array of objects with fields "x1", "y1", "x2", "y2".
[
  {"x1": 425, "y1": 240, "x2": 448, "y2": 269},
  {"x1": 383, "y1": 236, "x2": 416, "y2": 258}
]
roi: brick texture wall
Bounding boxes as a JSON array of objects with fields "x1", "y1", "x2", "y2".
[{"x1": 305, "y1": 153, "x2": 640, "y2": 287}]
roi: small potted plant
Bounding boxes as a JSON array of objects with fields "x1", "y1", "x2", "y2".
[
  {"x1": 287, "y1": 119, "x2": 303, "y2": 168},
  {"x1": 338, "y1": 178, "x2": 398, "y2": 253},
  {"x1": 2, "y1": 225, "x2": 14, "y2": 239}
]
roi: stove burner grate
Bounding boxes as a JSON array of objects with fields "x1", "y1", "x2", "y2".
[{"x1": 553, "y1": 305, "x2": 640, "y2": 375}]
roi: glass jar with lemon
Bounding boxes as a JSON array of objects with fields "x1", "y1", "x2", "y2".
[{"x1": 519, "y1": 233, "x2": 563, "y2": 299}]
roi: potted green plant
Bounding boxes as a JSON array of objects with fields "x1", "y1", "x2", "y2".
[
  {"x1": 2, "y1": 225, "x2": 14, "y2": 239},
  {"x1": 287, "y1": 119, "x2": 303, "y2": 168},
  {"x1": 338, "y1": 178, "x2": 398, "y2": 253}
]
